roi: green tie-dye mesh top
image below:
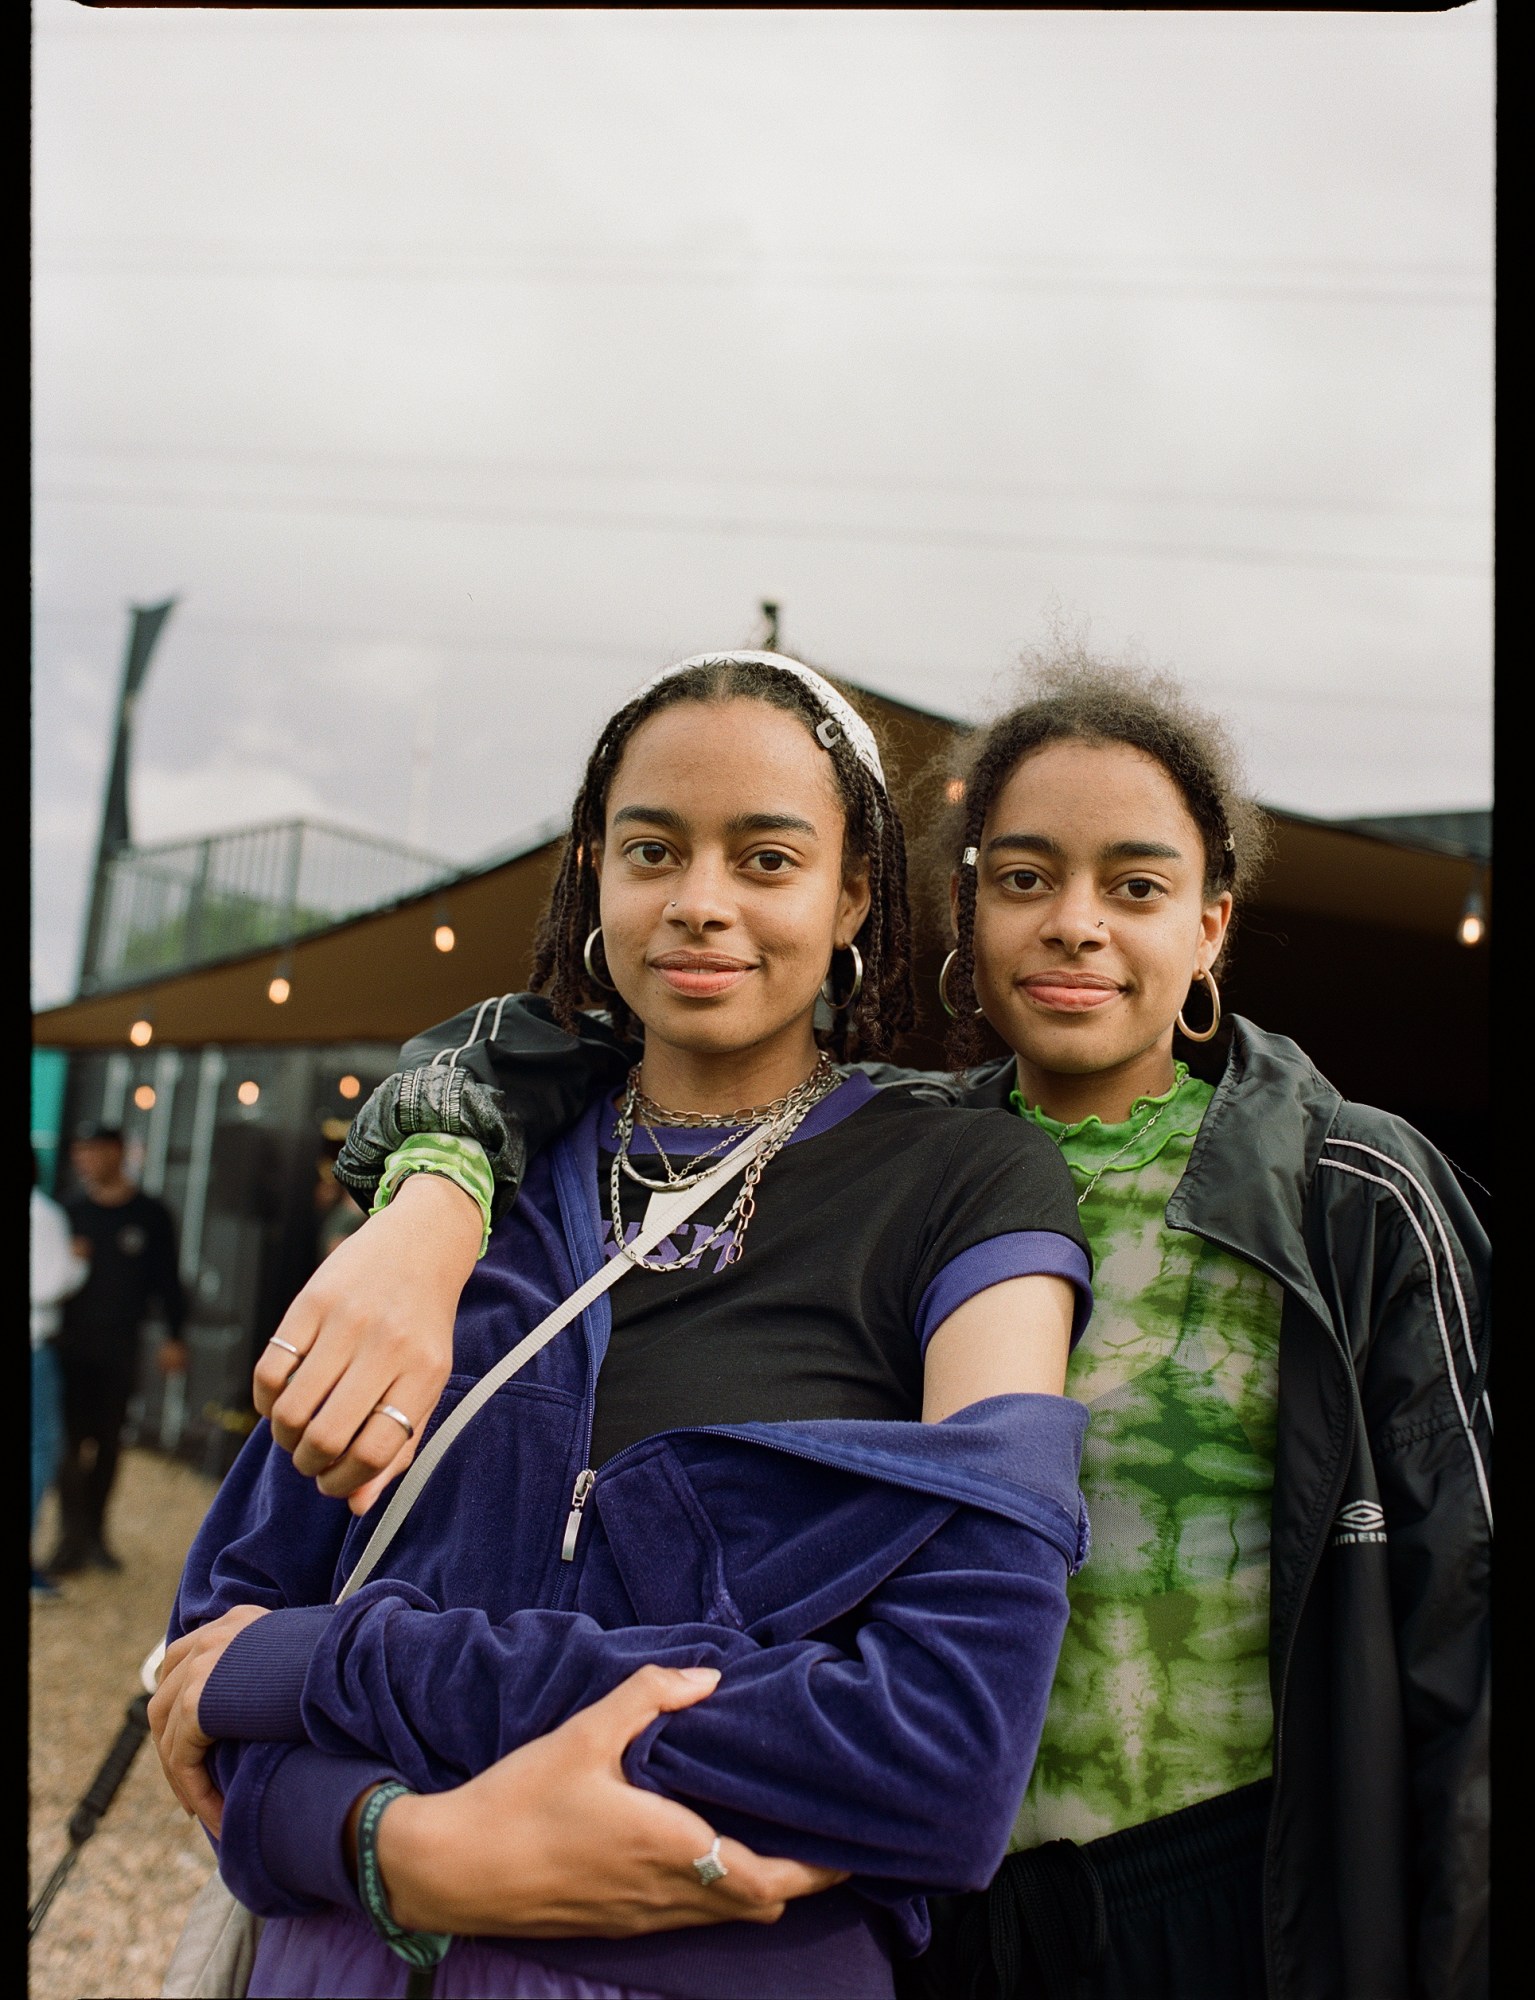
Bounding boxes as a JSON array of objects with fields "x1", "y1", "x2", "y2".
[{"x1": 1008, "y1": 1064, "x2": 1282, "y2": 1848}]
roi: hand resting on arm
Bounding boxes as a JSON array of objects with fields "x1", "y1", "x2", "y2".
[
  {"x1": 150, "y1": 1651, "x2": 844, "y2": 1937},
  {"x1": 252, "y1": 1172, "x2": 479, "y2": 1515}
]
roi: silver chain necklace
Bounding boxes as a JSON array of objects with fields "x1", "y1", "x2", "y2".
[
  {"x1": 627, "y1": 1100, "x2": 743, "y2": 1190},
  {"x1": 617, "y1": 1054, "x2": 836, "y2": 1191},
  {"x1": 1070, "y1": 1095, "x2": 1175, "y2": 1208},
  {"x1": 610, "y1": 1054, "x2": 839, "y2": 1272}
]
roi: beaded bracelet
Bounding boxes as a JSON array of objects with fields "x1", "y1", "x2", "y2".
[{"x1": 354, "y1": 1781, "x2": 453, "y2": 1975}]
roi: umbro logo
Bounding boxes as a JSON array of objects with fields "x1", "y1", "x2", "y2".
[{"x1": 1331, "y1": 1500, "x2": 1387, "y2": 1547}]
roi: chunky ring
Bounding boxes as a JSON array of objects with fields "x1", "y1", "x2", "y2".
[
  {"x1": 691, "y1": 1835, "x2": 728, "y2": 1887},
  {"x1": 266, "y1": 1336, "x2": 303, "y2": 1358},
  {"x1": 371, "y1": 1403, "x2": 415, "y2": 1440}
]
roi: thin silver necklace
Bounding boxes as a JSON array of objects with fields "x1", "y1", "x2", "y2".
[
  {"x1": 628, "y1": 1102, "x2": 742, "y2": 1190},
  {"x1": 1070, "y1": 1095, "x2": 1175, "y2": 1208}
]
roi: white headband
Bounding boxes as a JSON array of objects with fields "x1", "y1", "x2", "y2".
[{"x1": 631, "y1": 651, "x2": 887, "y2": 792}]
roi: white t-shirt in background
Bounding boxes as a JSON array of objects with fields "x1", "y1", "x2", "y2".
[{"x1": 31, "y1": 1186, "x2": 87, "y2": 1348}]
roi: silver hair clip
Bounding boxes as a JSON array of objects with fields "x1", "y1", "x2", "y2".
[
  {"x1": 815, "y1": 718, "x2": 842, "y2": 750},
  {"x1": 962, "y1": 846, "x2": 979, "y2": 867}
]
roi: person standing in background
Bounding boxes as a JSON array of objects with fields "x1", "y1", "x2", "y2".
[
  {"x1": 31, "y1": 1149, "x2": 88, "y2": 1600},
  {"x1": 48, "y1": 1124, "x2": 188, "y2": 1576}
]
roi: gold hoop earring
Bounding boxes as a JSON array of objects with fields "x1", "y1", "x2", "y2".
[
  {"x1": 1176, "y1": 966, "x2": 1222, "y2": 1043},
  {"x1": 582, "y1": 926, "x2": 617, "y2": 993},
  {"x1": 938, "y1": 949, "x2": 985, "y2": 1020},
  {"x1": 820, "y1": 943, "x2": 864, "y2": 1012}
]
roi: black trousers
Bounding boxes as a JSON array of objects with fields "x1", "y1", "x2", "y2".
[
  {"x1": 54, "y1": 1358, "x2": 136, "y2": 1554},
  {"x1": 899, "y1": 1781, "x2": 1271, "y2": 2000}
]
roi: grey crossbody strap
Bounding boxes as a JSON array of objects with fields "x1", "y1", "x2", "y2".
[
  {"x1": 335, "y1": 1123, "x2": 772, "y2": 1602},
  {"x1": 152, "y1": 1124, "x2": 771, "y2": 1994}
]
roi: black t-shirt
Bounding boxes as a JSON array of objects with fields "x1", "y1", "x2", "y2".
[
  {"x1": 60, "y1": 1189, "x2": 186, "y2": 1362},
  {"x1": 588, "y1": 1074, "x2": 1090, "y2": 1466}
]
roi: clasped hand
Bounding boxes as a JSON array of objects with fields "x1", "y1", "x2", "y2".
[{"x1": 148, "y1": 1603, "x2": 271, "y2": 1835}]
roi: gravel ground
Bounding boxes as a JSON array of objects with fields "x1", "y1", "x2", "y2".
[{"x1": 30, "y1": 1449, "x2": 221, "y2": 2000}]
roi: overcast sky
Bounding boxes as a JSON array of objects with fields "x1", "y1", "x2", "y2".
[{"x1": 32, "y1": 3, "x2": 1493, "y2": 1007}]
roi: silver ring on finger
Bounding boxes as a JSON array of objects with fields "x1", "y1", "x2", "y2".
[
  {"x1": 267, "y1": 1336, "x2": 303, "y2": 1358},
  {"x1": 691, "y1": 1835, "x2": 729, "y2": 1887},
  {"x1": 371, "y1": 1403, "x2": 415, "y2": 1440}
]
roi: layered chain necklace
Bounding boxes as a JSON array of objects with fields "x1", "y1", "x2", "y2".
[{"x1": 611, "y1": 1052, "x2": 840, "y2": 1272}]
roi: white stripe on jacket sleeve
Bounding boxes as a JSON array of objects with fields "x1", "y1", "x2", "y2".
[{"x1": 1319, "y1": 1157, "x2": 1492, "y2": 1536}]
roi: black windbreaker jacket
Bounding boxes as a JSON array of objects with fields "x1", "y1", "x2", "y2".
[{"x1": 337, "y1": 1002, "x2": 1490, "y2": 2000}]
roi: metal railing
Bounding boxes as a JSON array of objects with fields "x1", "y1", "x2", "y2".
[{"x1": 83, "y1": 819, "x2": 454, "y2": 990}]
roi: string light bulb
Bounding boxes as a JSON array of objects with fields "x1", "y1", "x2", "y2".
[
  {"x1": 129, "y1": 1016, "x2": 155, "y2": 1047},
  {"x1": 134, "y1": 1084, "x2": 156, "y2": 1110},
  {"x1": 268, "y1": 973, "x2": 291, "y2": 1004},
  {"x1": 1457, "y1": 884, "x2": 1486, "y2": 947},
  {"x1": 433, "y1": 923, "x2": 456, "y2": 953},
  {"x1": 338, "y1": 1074, "x2": 361, "y2": 1099},
  {"x1": 237, "y1": 1080, "x2": 260, "y2": 1107}
]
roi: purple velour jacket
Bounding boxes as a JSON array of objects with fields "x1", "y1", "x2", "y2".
[{"x1": 173, "y1": 1080, "x2": 1092, "y2": 2000}]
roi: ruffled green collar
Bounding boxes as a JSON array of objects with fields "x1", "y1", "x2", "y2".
[{"x1": 1010, "y1": 1062, "x2": 1212, "y2": 1175}]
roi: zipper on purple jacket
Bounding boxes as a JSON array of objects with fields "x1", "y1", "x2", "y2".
[
  {"x1": 560, "y1": 1468, "x2": 596, "y2": 1561},
  {"x1": 553, "y1": 1410, "x2": 1086, "y2": 1571}
]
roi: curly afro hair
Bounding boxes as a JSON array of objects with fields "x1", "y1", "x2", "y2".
[{"x1": 925, "y1": 644, "x2": 1272, "y2": 1067}]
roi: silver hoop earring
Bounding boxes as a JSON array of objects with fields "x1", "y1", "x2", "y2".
[
  {"x1": 582, "y1": 926, "x2": 616, "y2": 992},
  {"x1": 938, "y1": 949, "x2": 985, "y2": 1020},
  {"x1": 820, "y1": 943, "x2": 864, "y2": 1012},
  {"x1": 1176, "y1": 966, "x2": 1222, "y2": 1044}
]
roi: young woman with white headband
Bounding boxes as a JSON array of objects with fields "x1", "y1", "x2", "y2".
[
  {"x1": 245, "y1": 650, "x2": 1488, "y2": 2000},
  {"x1": 150, "y1": 653, "x2": 1096, "y2": 2000}
]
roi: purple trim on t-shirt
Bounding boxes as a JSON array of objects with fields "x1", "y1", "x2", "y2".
[
  {"x1": 914, "y1": 1233, "x2": 1093, "y2": 1356},
  {"x1": 200, "y1": 1605, "x2": 333, "y2": 1742},
  {"x1": 600, "y1": 1069, "x2": 877, "y2": 1156}
]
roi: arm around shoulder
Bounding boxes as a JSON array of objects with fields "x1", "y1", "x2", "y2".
[{"x1": 335, "y1": 993, "x2": 633, "y2": 1219}]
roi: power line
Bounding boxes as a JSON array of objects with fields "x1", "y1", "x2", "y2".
[
  {"x1": 32, "y1": 251, "x2": 1488, "y2": 308},
  {"x1": 32, "y1": 607, "x2": 1485, "y2": 715},
  {"x1": 36, "y1": 441, "x2": 1487, "y2": 524},
  {"x1": 40, "y1": 243, "x2": 1487, "y2": 279},
  {"x1": 34, "y1": 484, "x2": 1487, "y2": 581}
]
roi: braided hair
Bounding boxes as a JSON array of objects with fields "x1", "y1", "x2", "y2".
[
  {"x1": 529, "y1": 657, "x2": 915, "y2": 1060},
  {"x1": 931, "y1": 652, "x2": 1271, "y2": 1068}
]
